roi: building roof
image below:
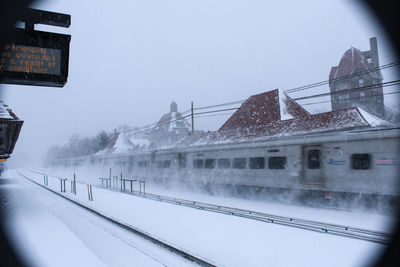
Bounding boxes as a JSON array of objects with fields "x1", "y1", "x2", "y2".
[
  {"x1": 219, "y1": 89, "x2": 310, "y2": 131},
  {"x1": 174, "y1": 89, "x2": 394, "y2": 148},
  {"x1": 155, "y1": 111, "x2": 191, "y2": 134},
  {"x1": 98, "y1": 89, "x2": 394, "y2": 154},
  {"x1": 96, "y1": 132, "x2": 150, "y2": 155},
  {"x1": 329, "y1": 47, "x2": 382, "y2": 81}
]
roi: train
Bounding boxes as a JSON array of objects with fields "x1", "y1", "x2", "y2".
[{"x1": 53, "y1": 125, "x2": 400, "y2": 207}]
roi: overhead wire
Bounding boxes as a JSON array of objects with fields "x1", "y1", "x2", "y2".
[
  {"x1": 193, "y1": 100, "x2": 245, "y2": 111},
  {"x1": 292, "y1": 80, "x2": 400, "y2": 101},
  {"x1": 284, "y1": 61, "x2": 400, "y2": 94},
  {"x1": 125, "y1": 61, "x2": 399, "y2": 136},
  {"x1": 301, "y1": 90, "x2": 400, "y2": 106}
]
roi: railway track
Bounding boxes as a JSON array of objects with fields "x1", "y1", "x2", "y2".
[
  {"x1": 17, "y1": 169, "x2": 217, "y2": 267},
  {"x1": 24, "y1": 168, "x2": 393, "y2": 245},
  {"x1": 124, "y1": 190, "x2": 392, "y2": 244}
]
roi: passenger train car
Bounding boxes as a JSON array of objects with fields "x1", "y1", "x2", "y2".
[{"x1": 56, "y1": 126, "x2": 400, "y2": 206}]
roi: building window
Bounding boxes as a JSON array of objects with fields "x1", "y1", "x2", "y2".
[
  {"x1": 337, "y1": 81, "x2": 348, "y2": 90},
  {"x1": 307, "y1": 150, "x2": 321, "y2": 169},
  {"x1": 268, "y1": 157, "x2": 287, "y2": 169},
  {"x1": 360, "y1": 92, "x2": 365, "y2": 102},
  {"x1": 249, "y1": 157, "x2": 265, "y2": 169},
  {"x1": 205, "y1": 159, "x2": 216, "y2": 169},
  {"x1": 338, "y1": 94, "x2": 349, "y2": 104},
  {"x1": 218, "y1": 158, "x2": 231, "y2": 169},
  {"x1": 233, "y1": 158, "x2": 246, "y2": 169},
  {"x1": 351, "y1": 154, "x2": 371, "y2": 170},
  {"x1": 193, "y1": 159, "x2": 204, "y2": 169},
  {"x1": 358, "y1": 79, "x2": 364, "y2": 87},
  {"x1": 138, "y1": 161, "x2": 149, "y2": 168}
]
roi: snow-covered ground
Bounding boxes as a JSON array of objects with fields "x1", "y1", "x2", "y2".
[
  {"x1": 2, "y1": 170, "x2": 201, "y2": 267},
  {"x1": 40, "y1": 166, "x2": 397, "y2": 232},
  {"x1": 6, "y1": 168, "x2": 394, "y2": 267}
]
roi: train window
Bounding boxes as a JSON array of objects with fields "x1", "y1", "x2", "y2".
[
  {"x1": 156, "y1": 161, "x2": 163, "y2": 168},
  {"x1": 218, "y1": 158, "x2": 231, "y2": 168},
  {"x1": 205, "y1": 159, "x2": 216, "y2": 169},
  {"x1": 193, "y1": 159, "x2": 204, "y2": 168},
  {"x1": 249, "y1": 157, "x2": 265, "y2": 169},
  {"x1": 233, "y1": 158, "x2": 246, "y2": 169},
  {"x1": 307, "y1": 149, "x2": 321, "y2": 169},
  {"x1": 351, "y1": 154, "x2": 371, "y2": 170},
  {"x1": 268, "y1": 157, "x2": 286, "y2": 169},
  {"x1": 138, "y1": 161, "x2": 148, "y2": 168},
  {"x1": 163, "y1": 160, "x2": 171, "y2": 168}
]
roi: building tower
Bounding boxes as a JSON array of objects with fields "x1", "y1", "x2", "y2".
[
  {"x1": 170, "y1": 101, "x2": 178, "y2": 112},
  {"x1": 329, "y1": 37, "x2": 384, "y2": 118},
  {"x1": 148, "y1": 101, "x2": 191, "y2": 147}
]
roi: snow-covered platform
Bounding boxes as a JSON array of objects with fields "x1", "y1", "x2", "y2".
[
  {"x1": 2, "y1": 170, "x2": 204, "y2": 267},
  {"x1": 8, "y1": 168, "x2": 396, "y2": 266}
]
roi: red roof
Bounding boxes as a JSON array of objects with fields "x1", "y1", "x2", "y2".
[
  {"x1": 173, "y1": 89, "x2": 393, "y2": 148},
  {"x1": 219, "y1": 89, "x2": 310, "y2": 131},
  {"x1": 329, "y1": 47, "x2": 381, "y2": 80}
]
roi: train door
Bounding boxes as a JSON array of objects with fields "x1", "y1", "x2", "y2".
[{"x1": 302, "y1": 145, "x2": 324, "y2": 185}]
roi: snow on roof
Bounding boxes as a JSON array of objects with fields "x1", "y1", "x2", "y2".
[
  {"x1": 219, "y1": 89, "x2": 281, "y2": 131},
  {"x1": 175, "y1": 106, "x2": 394, "y2": 148},
  {"x1": 0, "y1": 102, "x2": 14, "y2": 119},
  {"x1": 155, "y1": 111, "x2": 190, "y2": 134},
  {"x1": 128, "y1": 137, "x2": 150, "y2": 147},
  {"x1": 219, "y1": 89, "x2": 311, "y2": 131},
  {"x1": 113, "y1": 132, "x2": 134, "y2": 154},
  {"x1": 95, "y1": 132, "x2": 153, "y2": 155},
  {"x1": 357, "y1": 107, "x2": 394, "y2": 127},
  {"x1": 278, "y1": 89, "x2": 294, "y2": 120}
]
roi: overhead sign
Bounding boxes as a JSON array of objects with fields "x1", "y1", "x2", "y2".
[
  {"x1": 1, "y1": 44, "x2": 61, "y2": 75},
  {"x1": 0, "y1": 8, "x2": 71, "y2": 87}
]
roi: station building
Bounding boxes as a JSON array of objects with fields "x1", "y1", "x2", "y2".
[
  {"x1": 329, "y1": 37, "x2": 384, "y2": 118},
  {"x1": 147, "y1": 101, "x2": 191, "y2": 147}
]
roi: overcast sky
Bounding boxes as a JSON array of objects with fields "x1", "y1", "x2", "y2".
[{"x1": 2, "y1": 0, "x2": 399, "y2": 166}]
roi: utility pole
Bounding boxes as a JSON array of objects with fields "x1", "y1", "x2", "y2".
[{"x1": 191, "y1": 101, "x2": 194, "y2": 134}]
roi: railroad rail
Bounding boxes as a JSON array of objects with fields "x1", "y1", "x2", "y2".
[
  {"x1": 24, "y1": 168, "x2": 393, "y2": 245},
  {"x1": 16, "y1": 169, "x2": 217, "y2": 267},
  {"x1": 124, "y1": 190, "x2": 392, "y2": 244}
]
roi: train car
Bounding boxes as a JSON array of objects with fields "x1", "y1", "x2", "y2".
[{"x1": 84, "y1": 126, "x2": 400, "y2": 206}]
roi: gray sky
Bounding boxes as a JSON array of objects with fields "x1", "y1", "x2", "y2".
[{"x1": 2, "y1": 0, "x2": 399, "y2": 166}]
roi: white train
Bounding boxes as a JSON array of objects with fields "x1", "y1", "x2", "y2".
[{"x1": 56, "y1": 126, "x2": 400, "y2": 206}]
